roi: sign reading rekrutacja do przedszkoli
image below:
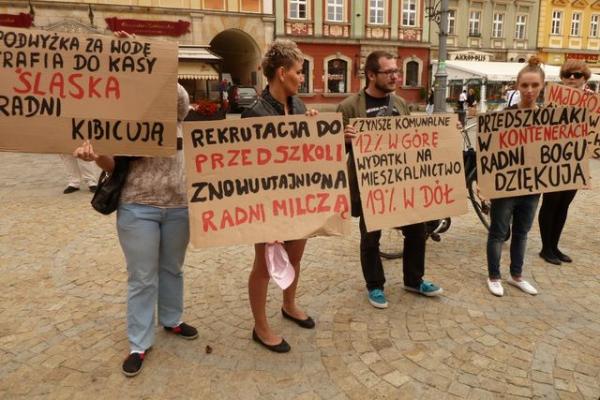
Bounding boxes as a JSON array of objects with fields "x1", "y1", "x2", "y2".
[
  {"x1": 0, "y1": 26, "x2": 178, "y2": 156},
  {"x1": 351, "y1": 114, "x2": 468, "y2": 232},
  {"x1": 545, "y1": 83, "x2": 600, "y2": 159},
  {"x1": 183, "y1": 113, "x2": 352, "y2": 248},
  {"x1": 476, "y1": 106, "x2": 591, "y2": 199}
]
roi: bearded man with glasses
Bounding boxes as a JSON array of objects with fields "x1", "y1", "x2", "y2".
[{"x1": 337, "y1": 51, "x2": 443, "y2": 309}]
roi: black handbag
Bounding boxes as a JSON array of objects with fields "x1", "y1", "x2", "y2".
[{"x1": 91, "y1": 157, "x2": 132, "y2": 215}]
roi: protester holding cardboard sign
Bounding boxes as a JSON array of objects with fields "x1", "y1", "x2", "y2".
[
  {"x1": 338, "y1": 50, "x2": 443, "y2": 310},
  {"x1": 241, "y1": 39, "x2": 319, "y2": 353},
  {"x1": 74, "y1": 82, "x2": 196, "y2": 377},
  {"x1": 486, "y1": 57, "x2": 545, "y2": 297},
  {"x1": 537, "y1": 59, "x2": 592, "y2": 265}
]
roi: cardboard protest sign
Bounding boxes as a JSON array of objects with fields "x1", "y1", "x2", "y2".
[
  {"x1": 476, "y1": 106, "x2": 590, "y2": 199},
  {"x1": 545, "y1": 83, "x2": 600, "y2": 159},
  {"x1": 183, "y1": 113, "x2": 351, "y2": 248},
  {"x1": 0, "y1": 26, "x2": 178, "y2": 155},
  {"x1": 351, "y1": 114, "x2": 468, "y2": 232}
]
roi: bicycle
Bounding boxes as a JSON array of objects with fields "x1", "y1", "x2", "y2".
[{"x1": 378, "y1": 121, "x2": 507, "y2": 260}]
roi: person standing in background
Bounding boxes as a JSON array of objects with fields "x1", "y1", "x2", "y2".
[{"x1": 61, "y1": 155, "x2": 100, "y2": 193}]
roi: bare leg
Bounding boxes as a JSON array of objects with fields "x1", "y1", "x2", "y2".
[
  {"x1": 248, "y1": 243, "x2": 282, "y2": 345},
  {"x1": 282, "y1": 239, "x2": 308, "y2": 320}
]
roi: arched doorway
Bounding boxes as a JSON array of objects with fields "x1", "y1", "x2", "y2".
[{"x1": 210, "y1": 29, "x2": 262, "y2": 88}]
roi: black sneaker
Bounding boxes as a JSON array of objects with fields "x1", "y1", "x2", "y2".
[
  {"x1": 63, "y1": 186, "x2": 79, "y2": 194},
  {"x1": 89, "y1": 185, "x2": 98, "y2": 193},
  {"x1": 122, "y1": 351, "x2": 146, "y2": 377},
  {"x1": 164, "y1": 322, "x2": 198, "y2": 340}
]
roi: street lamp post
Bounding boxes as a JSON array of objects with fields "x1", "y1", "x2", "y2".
[{"x1": 426, "y1": 0, "x2": 449, "y2": 113}]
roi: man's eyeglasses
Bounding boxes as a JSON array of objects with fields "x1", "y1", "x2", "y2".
[
  {"x1": 376, "y1": 69, "x2": 400, "y2": 76},
  {"x1": 561, "y1": 71, "x2": 585, "y2": 79}
]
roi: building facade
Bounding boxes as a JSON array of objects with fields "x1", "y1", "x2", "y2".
[
  {"x1": 275, "y1": 0, "x2": 430, "y2": 106},
  {"x1": 429, "y1": 0, "x2": 539, "y2": 63},
  {"x1": 538, "y1": 0, "x2": 600, "y2": 74},
  {"x1": 0, "y1": 0, "x2": 275, "y2": 100}
]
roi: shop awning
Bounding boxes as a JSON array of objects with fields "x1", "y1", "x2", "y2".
[
  {"x1": 178, "y1": 61, "x2": 219, "y2": 80},
  {"x1": 433, "y1": 60, "x2": 600, "y2": 82}
]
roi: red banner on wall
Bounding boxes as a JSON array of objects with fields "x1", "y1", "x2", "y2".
[
  {"x1": 0, "y1": 13, "x2": 34, "y2": 28},
  {"x1": 105, "y1": 17, "x2": 190, "y2": 37}
]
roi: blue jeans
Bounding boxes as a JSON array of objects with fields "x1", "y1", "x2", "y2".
[
  {"x1": 487, "y1": 195, "x2": 540, "y2": 279},
  {"x1": 117, "y1": 204, "x2": 190, "y2": 352}
]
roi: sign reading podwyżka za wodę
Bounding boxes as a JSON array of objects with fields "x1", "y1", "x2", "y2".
[
  {"x1": 183, "y1": 114, "x2": 351, "y2": 248},
  {"x1": 476, "y1": 106, "x2": 590, "y2": 199},
  {"x1": 351, "y1": 114, "x2": 468, "y2": 232},
  {"x1": 545, "y1": 83, "x2": 600, "y2": 159},
  {"x1": 0, "y1": 26, "x2": 178, "y2": 155}
]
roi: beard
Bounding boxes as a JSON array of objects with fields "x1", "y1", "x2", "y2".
[{"x1": 374, "y1": 80, "x2": 396, "y2": 94}]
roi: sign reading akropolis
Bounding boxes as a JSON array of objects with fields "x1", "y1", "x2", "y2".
[
  {"x1": 351, "y1": 114, "x2": 468, "y2": 232},
  {"x1": 0, "y1": 26, "x2": 178, "y2": 155},
  {"x1": 476, "y1": 106, "x2": 590, "y2": 199},
  {"x1": 183, "y1": 113, "x2": 351, "y2": 248}
]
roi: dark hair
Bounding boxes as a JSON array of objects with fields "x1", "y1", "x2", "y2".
[
  {"x1": 517, "y1": 55, "x2": 545, "y2": 83},
  {"x1": 261, "y1": 39, "x2": 304, "y2": 81},
  {"x1": 364, "y1": 50, "x2": 395, "y2": 86},
  {"x1": 561, "y1": 59, "x2": 591, "y2": 81}
]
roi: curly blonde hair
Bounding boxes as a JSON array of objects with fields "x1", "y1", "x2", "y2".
[{"x1": 261, "y1": 39, "x2": 304, "y2": 81}]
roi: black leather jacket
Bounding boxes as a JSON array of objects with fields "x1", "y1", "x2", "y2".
[{"x1": 242, "y1": 86, "x2": 307, "y2": 118}]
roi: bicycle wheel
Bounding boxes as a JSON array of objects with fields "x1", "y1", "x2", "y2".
[
  {"x1": 466, "y1": 169, "x2": 491, "y2": 231},
  {"x1": 466, "y1": 169, "x2": 511, "y2": 241},
  {"x1": 379, "y1": 227, "x2": 403, "y2": 260}
]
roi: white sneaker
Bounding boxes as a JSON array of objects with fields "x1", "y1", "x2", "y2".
[
  {"x1": 487, "y1": 279, "x2": 504, "y2": 297},
  {"x1": 507, "y1": 277, "x2": 538, "y2": 295}
]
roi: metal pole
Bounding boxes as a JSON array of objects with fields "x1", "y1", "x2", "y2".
[{"x1": 433, "y1": 0, "x2": 448, "y2": 113}]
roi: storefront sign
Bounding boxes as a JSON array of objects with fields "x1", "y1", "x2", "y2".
[
  {"x1": 565, "y1": 53, "x2": 599, "y2": 63},
  {"x1": 449, "y1": 51, "x2": 492, "y2": 62},
  {"x1": 0, "y1": 13, "x2": 33, "y2": 28},
  {"x1": 105, "y1": 17, "x2": 190, "y2": 37}
]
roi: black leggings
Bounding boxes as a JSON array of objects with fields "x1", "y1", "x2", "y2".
[{"x1": 538, "y1": 190, "x2": 577, "y2": 254}]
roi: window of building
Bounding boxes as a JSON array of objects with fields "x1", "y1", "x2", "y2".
[
  {"x1": 327, "y1": 0, "x2": 344, "y2": 22},
  {"x1": 299, "y1": 59, "x2": 310, "y2": 93},
  {"x1": 447, "y1": 10, "x2": 456, "y2": 35},
  {"x1": 289, "y1": 0, "x2": 307, "y2": 19},
  {"x1": 492, "y1": 13, "x2": 504, "y2": 38},
  {"x1": 369, "y1": 0, "x2": 385, "y2": 25},
  {"x1": 469, "y1": 11, "x2": 481, "y2": 36},
  {"x1": 404, "y1": 60, "x2": 419, "y2": 87},
  {"x1": 551, "y1": 10, "x2": 562, "y2": 35},
  {"x1": 591, "y1": 15, "x2": 600, "y2": 38},
  {"x1": 570, "y1": 12, "x2": 581, "y2": 36},
  {"x1": 402, "y1": 0, "x2": 417, "y2": 27},
  {"x1": 515, "y1": 15, "x2": 527, "y2": 39},
  {"x1": 327, "y1": 58, "x2": 348, "y2": 93}
]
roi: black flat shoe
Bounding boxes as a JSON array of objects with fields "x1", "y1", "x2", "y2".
[
  {"x1": 539, "y1": 251, "x2": 561, "y2": 265},
  {"x1": 281, "y1": 308, "x2": 315, "y2": 329},
  {"x1": 556, "y1": 251, "x2": 572, "y2": 263},
  {"x1": 252, "y1": 329, "x2": 290, "y2": 353}
]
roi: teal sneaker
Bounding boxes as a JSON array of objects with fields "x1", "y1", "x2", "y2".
[
  {"x1": 368, "y1": 289, "x2": 388, "y2": 309},
  {"x1": 404, "y1": 280, "x2": 443, "y2": 297}
]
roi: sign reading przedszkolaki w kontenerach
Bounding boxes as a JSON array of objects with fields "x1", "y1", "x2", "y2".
[
  {"x1": 545, "y1": 83, "x2": 600, "y2": 159},
  {"x1": 183, "y1": 113, "x2": 352, "y2": 248},
  {"x1": 351, "y1": 114, "x2": 468, "y2": 232},
  {"x1": 476, "y1": 106, "x2": 590, "y2": 199},
  {"x1": 0, "y1": 26, "x2": 178, "y2": 155}
]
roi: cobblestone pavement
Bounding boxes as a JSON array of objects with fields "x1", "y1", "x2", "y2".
[{"x1": 0, "y1": 152, "x2": 599, "y2": 400}]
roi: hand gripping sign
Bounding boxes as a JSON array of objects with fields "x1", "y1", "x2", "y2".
[
  {"x1": 0, "y1": 26, "x2": 178, "y2": 156},
  {"x1": 183, "y1": 113, "x2": 352, "y2": 248}
]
